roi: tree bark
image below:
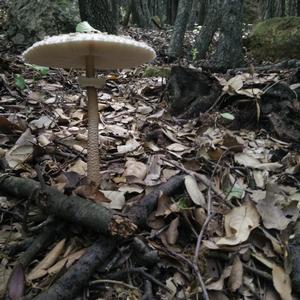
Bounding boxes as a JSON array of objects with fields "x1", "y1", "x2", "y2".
[
  {"x1": 0, "y1": 175, "x2": 135, "y2": 236},
  {"x1": 259, "y1": 0, "x2": 285, "y2": 19},
  {"x1": 198, "y1": 0, "x2": 209, "y2": 25},
  {"x1": 194, "y1": 0, "x2": 223, "y2": 59},
  {"x1": 5, "y1": 0, "x2": 79, "y2": 47},
  {"x1": 112, "y1": 0, "x2": 120, "y2": 27},
  {"x1": 123, "y1": 0, "x2": 133, "y2": 26},
  {"x1": 78, "y1": 0, "x2": 117, "y2": 34},
  {"x1": 212, "y1": 0, "x2": 244, "y2": 70},
  {"x1": 188, "y1": 0, "x2": 200, "y2": 28},
  {"x1": 132, "y1": 0, "x2": 153, "y2": 28},
  {"x1": 287, "y1": 0, "x2": 298, "y2": 15},
  {"x1": 168, "y1": 0, "x2": 193, "y2": 57}
]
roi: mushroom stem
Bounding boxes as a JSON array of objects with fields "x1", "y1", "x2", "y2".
[{"x1": 85, "y1": 56, "x2": 100, "y2": 185}]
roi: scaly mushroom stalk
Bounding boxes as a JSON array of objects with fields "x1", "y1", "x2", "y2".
[{"x1": 85, "y1": 56, "x2": 101, "y2": 185}]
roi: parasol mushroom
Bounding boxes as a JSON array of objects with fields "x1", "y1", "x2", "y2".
[{"x1": 23, "y1": 28, "x2": 155, "y2": 185}]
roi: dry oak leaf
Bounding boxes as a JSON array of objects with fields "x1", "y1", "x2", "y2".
[
  {"x1": 256, "y1": 184, "x2": 291, "y2": 230},
  {"x1": 123, "y1": 159, "x2": 147, "y2": 180},
  {"x1": 252, "y1": 253, "x2": 292, "y2": 300},
  {"x1": 184, "y1": 175, "x2": 206, "y2": 207},
  {"x1": 228, "y1": 256, "x2": 243, "y2": 292},
  {"x1": 166, "y1": 216, "x2": 180, "y2": 245},
  {"x1": 217, "y1": 201, "x2": 260, "y2": 246},
  {"x1": 27, "y1": 239, "x2": 66, "y2": 281},
  {"x1": 272, "y1": 265, "x2": 292, "y2": 300}
]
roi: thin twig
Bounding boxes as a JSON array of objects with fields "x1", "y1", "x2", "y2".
[
  {"x1": 90, "y1": 279, "x2": 139, "y2": 291},
  {"x1": 243, "y1": 264, "x2": 272, "y2": 281},
  {"x1": 108, "y1": 267, "x2": 172, "y2": 293}
]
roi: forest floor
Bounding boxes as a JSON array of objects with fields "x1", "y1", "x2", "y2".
[{"x1": 0, "y1": 27, "x2": 300, "y2": 300}]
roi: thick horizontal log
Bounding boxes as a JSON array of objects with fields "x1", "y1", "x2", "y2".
[{"x1": 0, "y1": 175, "x2": 135, "y2": 237}]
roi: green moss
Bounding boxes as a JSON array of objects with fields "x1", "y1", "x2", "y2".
[
  {"x1": 248, "y1": 17, "x2": 300, "y2": 60},
  {"x1": 143, "y1": 66, "x2": 171, "y2": 78}
]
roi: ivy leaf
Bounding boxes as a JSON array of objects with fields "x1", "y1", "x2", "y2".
[
  {"x1": 220, "y1": 112, "x2": 235, "y2": 120},
  {"x1": 15, "y1": 75, "x2": 26, "y2": 90},
  {"x1": 26, "y1": 64, "x2": 49, "y2": 75}
]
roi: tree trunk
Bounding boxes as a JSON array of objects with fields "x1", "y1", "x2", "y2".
[
  {"x1": 112, "y1": 0, "x2": 120, "y2": 27},
  {"x1": 259, "y1": 0, "x2": 285, "y2": 19},
  {"x1": 287, "y1": 0, "x2": 298, "y2": 15},
  {"x1": 188, "y1": 0, "x2": 200, "y2": 28},
  {"x1": 5, "y1": 0, "x2": 79, "y2": 47},
  {"x1": 78, "y1": 0, "x2": 117, "y2": 34},
  {"x1": 198, "y1": 0, "x2": 209, "y2": 25},
  {"x1": 132, "y1": 0, "x2": 153, "y2": 28},
  {"x1": 194, "y1": 0, "x2": 223, "y2": 59},
  {"x1": 157, "y1": 0, "x2": 165, "y2": 25},
  {"x1": 168, "y1": 0, "x2": 193, "y2": 57},
  {"x1": 212, "y1": 0, "x2": 244, "y2": 70},
  {"x1": 166, "y1": 0, "x2": 179, "y2": 24},
  {"x1": 123, "y1": 0, "x2": 133, "y2": 26}
]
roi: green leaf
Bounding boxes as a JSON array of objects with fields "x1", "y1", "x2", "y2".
[
  {"x1": 220, "y1": 112, "x2": 235, "y2": 120},
  {"x1": 175, "y1": 197, "x2": 190, "y2": 209},
  {"x1": 225, "y1": 187, "x2": 244, "y2": 200},
  {"x1": 15, "y1": 75, "x2": 26, "y2": 90},
  {"x1": 27, "y1": 64, "x2": 49, "y2": 75},
  {"x1": 76, "y1": 21, "x2": 99, "y2": 33}
]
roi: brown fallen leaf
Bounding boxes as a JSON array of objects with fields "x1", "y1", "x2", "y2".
[
  {"x1": 123, "y1": 158, "x2": 147, "y2": 180},
  {"x1": 47, "y1": 249, "x2": 86, "y2": 275},
  {"x1": 166, "y1": 216, "x2": 180, "y2": 245},
  {"x1": 256, "y1": 184, "x2": 291, "y2": 230},
  {"x1": 28, "y1": 239, "x2": 66, "y2": 281},
  {"x1": 155, "y1": 193, "x2": 173, "y2": 217},
  {"x1": 217, "y1": 201, "x2": 260, "y2": 246},
  {"x1": 207, "y1": 266, "x2": 232, "y2": 290},
  {"x1": 75, "y1": 184, "x2": 111, "y2": 203},
  {"x1": 6, "y1": 264, "x2": 25, "y2": 300},
  {"x1": 228, "y1": 256, "x2": 243, "y2": 292},
  {"x1": 184, "y1": 175, "x2": 206, "y2": 207},
  {"x1": 272, "y1": 265, "x2": 292, "y2": 300}
]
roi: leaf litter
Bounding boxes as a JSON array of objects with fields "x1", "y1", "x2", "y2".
[{"x1": 0, "y1": 27, "x2": 299, "y2": 300}]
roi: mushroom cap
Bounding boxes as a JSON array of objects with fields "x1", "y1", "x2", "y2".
[{"x1": 23, "y1": 32, "x2": 156, "y2": 70}]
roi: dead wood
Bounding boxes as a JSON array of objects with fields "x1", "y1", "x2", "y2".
[
  {"x1": 125, "y1": 175, "x2": 185, "y2": 227},
  {"x1": 227, "y1": 59, "x2": 300, "y2": 74},
  {"x1": 19, "y1": 222, "x2": 58, "y2": 268},
  {"x1": 32, "y1": 237, "x2": 116, "y2": 300},
  {"x1": 165, "y1": 66, "x2": 222, "y2": 119},
  {"x1": 0, "y1": 175, "x2": 136, "y2": 237}
]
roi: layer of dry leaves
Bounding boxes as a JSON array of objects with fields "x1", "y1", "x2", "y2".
[{"x1": 1, "y1": 27, "x2": 300, "y2": 300}]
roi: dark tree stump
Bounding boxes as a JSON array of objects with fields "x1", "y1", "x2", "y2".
[{"x1": 166, "y1": 66, "x2": 222, "y2": 119}]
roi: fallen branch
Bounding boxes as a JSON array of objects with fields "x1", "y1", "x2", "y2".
[
  {"x1": 125, "y1": 175, "x2": 185, "y2": 227},
  {"x1": 227, "y1": 59, "x2": 300, "y2": 74},
  {"x1": 0, "y1": 175, "x2": 136, "y2": 237},
  {"x1": 33, "y1": 237, "x2": 116, "y2": 300}
]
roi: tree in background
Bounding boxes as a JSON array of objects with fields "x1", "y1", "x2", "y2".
[
  {"x1": 259, "y1": 0, "x2": 285, "y2": 19},
  {"x1": 188, "y1": 0, "x2": 210, "y2": 28},
  {"x1": 194, "y1": 0, "x2": 223, "y2": 59},
  {"x1": 212, "y1": 0, "x2": 244, "y2": 70},
  {"x1": 188, "y1": 0, "x2": 200, "y2": 29},
  {"x1": 78, "y1": 0, "x2": 118, "y2": 33},
  {"x1": 168, "y1": 0, "x2": 193, "y2": 57},
  {"x1": 287, "y1": 0, "x2": 300, "y2": 15},
  {"x1": 131, "y1": 0, "x2": 153, "y2": 28},
  {"x1": 5, "y1": 0, "x2": 79, "y2": 47}
]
